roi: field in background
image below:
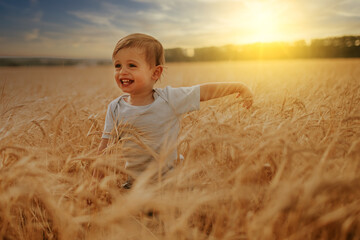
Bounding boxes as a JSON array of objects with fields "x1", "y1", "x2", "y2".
[{"x1": 0, "y1": 59, "x2": 359, "y2": 239}]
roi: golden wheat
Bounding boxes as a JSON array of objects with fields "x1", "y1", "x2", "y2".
[{"x1": 0, "y1": 59, "x2": 359, "y2": 239}]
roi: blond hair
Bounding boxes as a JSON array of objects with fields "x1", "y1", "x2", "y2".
[{"x1": 112, "y1": 33, "x2": 165, "y2": 67}]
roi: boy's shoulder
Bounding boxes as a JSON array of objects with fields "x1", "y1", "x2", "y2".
[
  {"x1": 154, "y1": 86, "x2": 181, "y2": 101},
  {"x1": 109, "y1": 96, "x2": 122, "y2": 104},
  {"x1": 155, "y1": 85, "x2": 200, "y2": 99},
  {"x1": 154, "y1": 86, "x2": 172, "y2": 97},
  {"x1": 155, "y1": 85, "x2": 200, "y2": 114},
  {"x1": 155, "y1": 85, "x2": 197, "y2": 95},
  {"x1": 107, "y1": 95, "x2": 126, "y2": 109}
]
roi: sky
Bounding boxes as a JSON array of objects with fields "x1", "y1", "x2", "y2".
[{"x1": 0, "y1": 0, "x2": 359, "y2": 59}]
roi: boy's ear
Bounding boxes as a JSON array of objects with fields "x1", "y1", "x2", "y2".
[{"x1": 152, "y1": 65, "x2": 163, "y2": 81}]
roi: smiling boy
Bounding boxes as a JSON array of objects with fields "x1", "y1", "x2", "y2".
[{"x1": 98, "y1": 33, "x2": 253, "y2": 181}]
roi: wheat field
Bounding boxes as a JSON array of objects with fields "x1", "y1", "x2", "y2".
[{"x1": 0, "y1": 59, "x2": 360, "y2": 240}]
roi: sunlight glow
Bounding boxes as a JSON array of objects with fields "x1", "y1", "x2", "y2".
[{"x1": 244, "y1": 2, "x2": 282, "y2": 43}]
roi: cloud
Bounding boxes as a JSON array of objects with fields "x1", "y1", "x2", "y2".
[
  {"x1": 68, "y1": 11, "x2": 113, "y2": 26},
  {"x1": 62, "y1": 0, "x2": 289, "y2": 47},
  {"x1": 25, "y1": 29, "x2": 39, "y2": 41}
]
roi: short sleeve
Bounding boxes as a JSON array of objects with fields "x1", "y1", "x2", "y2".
[
  {"x1": 161, "y1": 85, "x2": 200, "y2": 115},
  {"x1": 102, "y1": 102, "x2": 116, "y2": 139}
]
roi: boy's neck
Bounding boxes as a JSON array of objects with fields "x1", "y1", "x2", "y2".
[{"x1": 125, "y1": 90, "x2": 155, "y2": 106}]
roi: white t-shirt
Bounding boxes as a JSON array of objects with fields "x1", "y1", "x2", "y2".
[{"x1": 102, "y1": 85, "x2": 200, "y2": 177}]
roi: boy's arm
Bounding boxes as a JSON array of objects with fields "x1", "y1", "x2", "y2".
[
  {"x1": 97, "y1": 138, "x2": 109, "y2": 155},
  {"x1": 199, "y1": 82, "x2": 254, "y2": 108}
]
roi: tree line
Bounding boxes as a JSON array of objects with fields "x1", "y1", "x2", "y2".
[
  {"x1": 1, "y1": 35, "x2": 359, "y2": 66},
  {"x1": 165, "y1": 36, "x2": 360, "y2": 62}
]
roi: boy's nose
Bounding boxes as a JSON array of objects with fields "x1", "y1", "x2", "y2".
[{"x1": 118, "y1": 69, "x2": 127, "y2": 76}]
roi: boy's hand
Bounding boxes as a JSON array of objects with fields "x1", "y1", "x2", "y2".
[{"x1": 98, "y1": 138, "x2": 109, "y2": 155}]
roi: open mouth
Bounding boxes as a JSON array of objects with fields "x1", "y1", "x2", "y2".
[{"x1": 120, "y1": 79, "x2": 134, "y2": 86}]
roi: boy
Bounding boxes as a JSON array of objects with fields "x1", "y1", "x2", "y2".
[{"x1": 98, "y1": 33, "x2": 253, "y2": 182}]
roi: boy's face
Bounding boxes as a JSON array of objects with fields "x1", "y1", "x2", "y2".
[{"x1": 113, "y1": 47, "x2": 161, "y2": 95}]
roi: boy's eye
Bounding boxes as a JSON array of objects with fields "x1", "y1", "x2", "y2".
[
  {"x1": 115, "y1": 64, "x2": 121, "y2": 68},
  {"x1": 129, "y1": 64, "x2": 136, "y2": 68}
]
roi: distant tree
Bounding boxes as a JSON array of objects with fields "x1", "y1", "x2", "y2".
[{"x1": 165, "y1": 48, "x2": 192, "y2": 62}]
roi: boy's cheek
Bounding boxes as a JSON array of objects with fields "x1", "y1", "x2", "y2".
[{"x1": 114, "y1": 77, "x2": 121, "y2": 86}]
